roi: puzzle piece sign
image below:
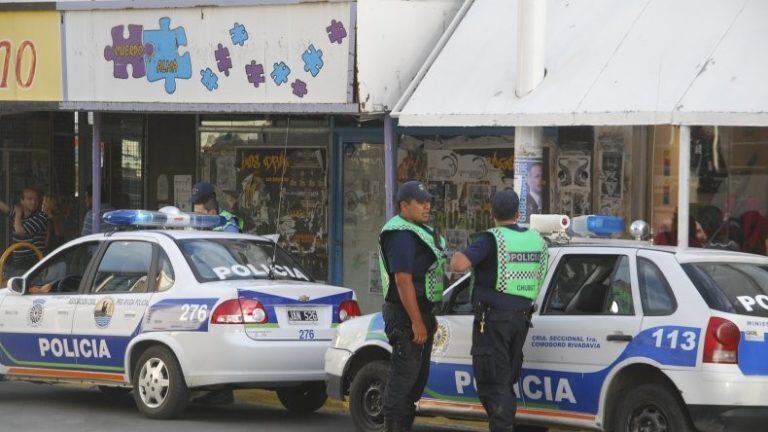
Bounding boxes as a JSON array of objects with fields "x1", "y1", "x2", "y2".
[
  {"x1": 143, "y1": 17, "x2": 192, "y2": 94},
  {"x1": 302, "y1": 44, "x2": 324, "y2": 77},
  {"x1": 104, "y1": 24, "x2": 153, "y2": 79}
]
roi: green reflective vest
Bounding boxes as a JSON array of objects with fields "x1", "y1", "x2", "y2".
[
  {"x1": 213, "y1": 209, "x2": 244, "y2": 233},
  {"x1": 487, "y1": 226, "x2": 549, "y2": 300},
  {"x1": 379, "y1": 215, "x2": 447, "y2": 302}
]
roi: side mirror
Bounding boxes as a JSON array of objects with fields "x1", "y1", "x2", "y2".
[{"x1": 8, "y1": 277, "x2": 25, "y2": 295}]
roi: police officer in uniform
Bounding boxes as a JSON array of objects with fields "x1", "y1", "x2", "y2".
[
  {"x1": 450, "y1": 190, "x2": 549, "y2": 431},
  {"x1": 190, "y1": 181, "x2": 244, "y2": 233},
  {"x1": 379, "y1": 181, "x2": 446, "y2": 432}
]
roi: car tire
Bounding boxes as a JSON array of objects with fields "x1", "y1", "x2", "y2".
[
  {"x1": 276, "y1": 381, "x2": 327, "y2": 415},
  {"x1": 349, "y1": 360, "x2": 389, "y2": 432},
  {"x1": 98, "y1": 385, "x2": 132, "y2": 397},
  {"x1": 611, "y1": 383, "x2": 694, "y2": 432},
  {"x1": 132, "y1": 345, "x2": 189, "y2": 419}
]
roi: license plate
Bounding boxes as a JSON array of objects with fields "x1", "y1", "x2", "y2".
[{"x1": 287, "y1": 309, "x2": 318, "y2": 323}]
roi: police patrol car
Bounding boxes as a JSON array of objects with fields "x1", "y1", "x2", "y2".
[
  {"x1": 325, "y1": 215, "x2": 768, "y2": 432},
  {"x1": 0, "y1": 209, "x2": 360, "y2": 419}
]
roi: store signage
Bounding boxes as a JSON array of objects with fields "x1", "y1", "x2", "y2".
[
  {"x1": 64, "y1": 3, "x2": 352, "y2": 104},
  {"x1": 0, "y1": 11, "x2": 63, "y2": 101}
]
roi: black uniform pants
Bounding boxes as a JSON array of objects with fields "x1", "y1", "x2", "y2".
[
  {"x1": 472, "y1": 303, "x2": 530, "y2": 432},
  {"x1": 381, "y1": 302, "x2": 437, "y2": 423}
]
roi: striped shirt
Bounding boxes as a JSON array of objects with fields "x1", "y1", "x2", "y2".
[{"x1": 8, "y1": 209, "x2": 49, "y2": 265}]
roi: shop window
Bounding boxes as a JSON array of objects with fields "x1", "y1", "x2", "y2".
[{"x1": 199, "y1": 119, "x2": 329, "y2": 280}]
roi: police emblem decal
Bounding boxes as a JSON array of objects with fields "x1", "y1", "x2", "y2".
[
  {"x1": 298, "y1": 295, "x2": 310, "y2": 302},
  {"x1": 27, "y1": 298, "x2": 45, "y2": 327},
  {"x1": 431, "y1": 319, "x2": 451, "y2": 356},
  {"x1": 94, "y1": 297, "x2": 115, "y2": 329}
]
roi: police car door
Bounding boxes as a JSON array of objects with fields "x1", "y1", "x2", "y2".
[
  {"x1": 523, "y1": 247, "x2": 642, "y2": 426},
  {"x1": 0, "y1": 240, "x2": 100, "y2": 377},
  {"x1": 418, "y1": 273, "x2": 478, "y2": 416},
  {"x1": 69, "y1": 239, "x2": 156, "y2": 381}
]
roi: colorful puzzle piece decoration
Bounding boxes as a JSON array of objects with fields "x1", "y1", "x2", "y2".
[
  {"x1": 245, "y1": 61, "x2": 265, "y2": 88},
  {"x1": 291, "y1": 79, "x2": 307, "y2": 98},
  {"x1": 143, "y1": 17, "x2": 192, "y2": 94},
  {"x1": 200, "y1": 68, "x2": 219, "y2": 91},
  {"x1": 229, "y1": 22, "x2": 249, "y2": 46},
  {"x1": 104, "y1": 24, "x2": 153, "y2": 79},
  {"x1": 326, "y1": 20, "x2": 347, "y2": 44},
  {"x1": 302, "y1": 44, "x2": 324, "y2": 77},
  {"x1": 270, "y1": 61, "x2": 291, "y2": 86},
  {"x1": 215, "y1": 43, "x2": 233, "y2": 77}
]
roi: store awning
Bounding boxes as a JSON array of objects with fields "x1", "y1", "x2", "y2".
[{"x1": 394, "y1": 0, "x2": 768, "y2": 127}]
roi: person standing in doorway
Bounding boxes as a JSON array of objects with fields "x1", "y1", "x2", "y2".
[
  {"x1": 0, "y1": 188, "x2": 50, "y2": 276},
  {"x1": 379, "y1": 181, "x2": 446, "y2": 431},
  {"x1": 450, "y1": 189, "x2": 549, "y2": 432}
]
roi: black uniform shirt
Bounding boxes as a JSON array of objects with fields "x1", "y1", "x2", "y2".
[
  {"x1": 461, "y1": 224, "x2": 534, "y2": 311},
  {"x1": 381, "y1": 230, "x2": 436, "y2": 307}
]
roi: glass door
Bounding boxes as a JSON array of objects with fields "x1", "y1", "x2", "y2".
[{"x1": 342, "y1": 142, "x2": 387, "y2": 314}]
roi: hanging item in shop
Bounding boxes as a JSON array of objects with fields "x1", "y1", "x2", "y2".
[
  {"x1": 690, "y1": 126, "x2": 728, "y2": 194},
  {"x1": 236, "y1": 147, "x2": 328, "y2": 280}
]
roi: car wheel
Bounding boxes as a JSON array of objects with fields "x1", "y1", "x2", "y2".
[
  {"x1": 276, "y1": 382, "x2": 327, "y2": 414},
  {"x1": 98, "y1": 385, "x2": 132, "y2": 397},
  {"x1": 132, "y1": 345, "x2": 189, "y2": 419},
  {"x1": 612, "y1": 383, "x2": 694, "y2": 432},
  {"x1": 349, "y1": 360, "x2": 388, "y2": 432}
]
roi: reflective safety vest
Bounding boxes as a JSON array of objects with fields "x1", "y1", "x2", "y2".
[
  {"x1": 379, "y1": 215, "x2": 447, "y2": 302},
  {"x1": 214, "y1": 210, "x2": 244, "y2": 233},
  {"x1": 487, "y1": 226, "x2": 549, "y2": 300}
]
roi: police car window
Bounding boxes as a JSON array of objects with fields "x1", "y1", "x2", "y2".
[
  {"x1": 90, "y1": 241, "x2": 153, "y2": 294},
  {"x1": 638, "y1": 258, "x2": 676, "y2": 316},
  {"x1": 27, "y1": 242, "x2": 100, "y2": 295},
  {"x1": 156, "y1": 250, "x2": 175, "y2": 292},
  {"x1": 544, "y1": 254, "x2": 633, "y2": 315},
  {"x1": 444, "y1": 274, "x2": 473, "y2": 315},
  {"x1": 684, "y1": 262, "x2": 768, "y2": 317},
  {"x1": 177, "y1": 239, "x2": 313, "y2": 283}
]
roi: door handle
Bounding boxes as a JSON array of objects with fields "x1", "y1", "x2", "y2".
[
  {"x1": 124, "y1": 312, "x2": 138, "y2": 317},
  {"x1": 58, "y1": 310, "x2": 69, "y2": 315},
  {"x1": 606, "y1": 334, "x2": 633, "y2": 342}
]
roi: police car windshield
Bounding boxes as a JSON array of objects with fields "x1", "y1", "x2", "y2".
[
  {"x1": 178, "y1": 239, "x2": 313, "y2": 283},
  {"x1": 683, "y1": 263, "x2": 768, "y2": 317}
]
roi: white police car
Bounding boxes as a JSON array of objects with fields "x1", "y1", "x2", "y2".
[
  {"x1": 325, "y1": 215, "x2": 768, "y2": 432},
  {"x1": 0, "y1": 209, "x2": 360, "y2": 419}
]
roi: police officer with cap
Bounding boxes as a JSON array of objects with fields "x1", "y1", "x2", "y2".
[
  {"x1": 190, "y1": 181, "x2": 244, "y2": 233},
  {"x1": 450, "y1": 189, "x2": 549, "y2": 431},
  {"x1": 379, "y1": 180, "x2": 447, "y2": 431}
]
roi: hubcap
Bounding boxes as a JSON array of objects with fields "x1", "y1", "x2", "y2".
[
  {"x1": 138, "y1": 357, "x2": 170, "y2": 409},
  {"x1": 363, "y1": 381, "x2": 384, "y2": 423},
  {"x1": 628, "y1": 404, "x2": 669, "y2": 432}
]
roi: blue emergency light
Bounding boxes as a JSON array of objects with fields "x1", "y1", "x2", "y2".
[
  {"x1": 102, "y1": 209, "x2": 225, "y2": 229},
  {"x1": 571, "y1": 215, "x2": 625, "y2": 237}
]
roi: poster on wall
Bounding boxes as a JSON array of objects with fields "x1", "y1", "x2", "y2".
[
  {"x1": 236, "y1": 147, "x2": 327, "y2": 279},
  {"x1": 216, "y1": 155, "x2": 237, "y2": 191},
  {"x1": 368, "y1": 251, "x2": 382, "y2": 295},
  {"x1": 397, "y1": 146, "x2": 514, "y2": 241},
  {"x1": 173, "y1": 174, "x2": 192, "y2": 211},
  {"x1": 556, "y1": 152, "x2": 591, "y2": 216},
  {"x1": 515, "y1": 157, "x2": 545, "y2": 224},
  {"x1": 596, "y1": 130, "x2": 625, "y2": 215}
]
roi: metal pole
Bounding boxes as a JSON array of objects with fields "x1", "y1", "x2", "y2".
[
  {"x1": 677, "y1": 126, "x2": 691, "y2": 248},
  {"x1": 515, "y1": 0, "x2": 546, "y2": 98},
  {"x1": 384, "y1": 113, "x2": 396, "y2": 219},
  {"x1": 92, "y1": 112, "x2": 102, "y2": 234}
]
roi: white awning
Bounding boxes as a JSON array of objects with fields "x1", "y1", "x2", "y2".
[{"x1": 394, "y1": 0, "x2": 768, "y2": 127}]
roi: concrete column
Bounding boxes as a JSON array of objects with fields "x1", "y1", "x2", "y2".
[
  {"x1": 677, "y1": 126, "x2": 691, "y2": 247},
  {"x1": 91, "y1": 112, "x2": 102, "y2": 234},
  {"x1": 384, "y1": 113, "x2": 396, "y2": 219}
]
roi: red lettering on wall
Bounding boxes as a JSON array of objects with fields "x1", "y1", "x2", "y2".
[
  {"x1": 15, "y1": 40, "x2": 36, "y2": 88},
  {"x1": 0, "y1": 40, "x2": 10, "y2": 88}
]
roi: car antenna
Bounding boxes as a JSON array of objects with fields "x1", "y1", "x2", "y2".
[{"x1": 270, "y1": 117, "x2": 290, "y2": 280}]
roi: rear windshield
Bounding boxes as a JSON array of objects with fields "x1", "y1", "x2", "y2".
[
  {"x1": 683, "y1": 262, "x2": 768, "y2": 317},
  {"x1": 178, "y1": 239, "x2": 313, "y2": 283}
]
